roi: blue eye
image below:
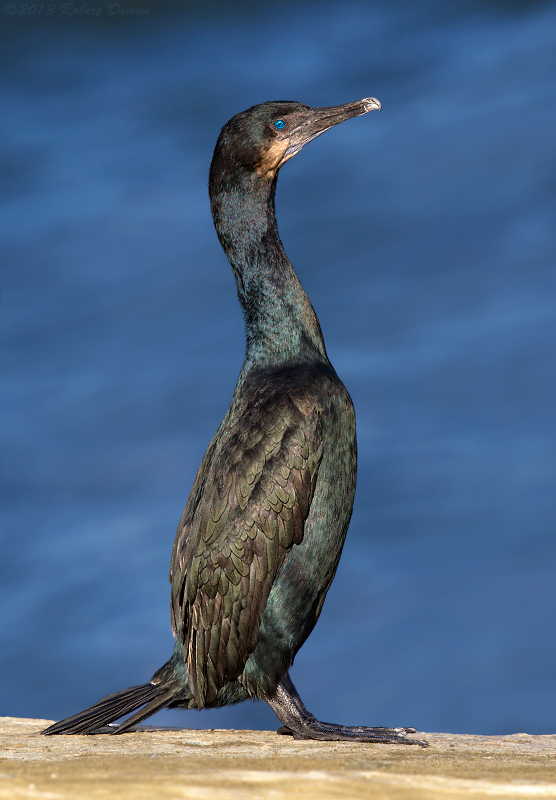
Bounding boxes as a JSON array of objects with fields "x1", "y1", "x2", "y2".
[{"x1": 274, "y1": 119, "x2": 285, "y2": 129}]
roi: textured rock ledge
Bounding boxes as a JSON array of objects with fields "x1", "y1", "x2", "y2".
[{"x1": 1, "y1": 717, "x2": 556, "y2": 799}]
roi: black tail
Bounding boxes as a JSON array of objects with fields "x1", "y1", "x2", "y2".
[{"x1": 41, "y1": 681, "x2": 176, "y2": 736}]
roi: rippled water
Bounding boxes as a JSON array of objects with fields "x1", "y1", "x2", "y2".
[{"x1": 1, "y1": 0, "x2": 555, "y2": 733}]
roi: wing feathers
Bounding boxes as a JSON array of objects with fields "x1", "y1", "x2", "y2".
[{"x1": 171, "y1": 389, "x2": 323, "y2": 708}]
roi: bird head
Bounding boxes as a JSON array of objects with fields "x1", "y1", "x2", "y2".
[{"x1": 211, "y1": 98, "x2": 381, "y2": 181}]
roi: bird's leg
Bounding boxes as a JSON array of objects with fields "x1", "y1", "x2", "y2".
[{"x1": 266, "y1": 674, "x2": 428, "y2": 747}]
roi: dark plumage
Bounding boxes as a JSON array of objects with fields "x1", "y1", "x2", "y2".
[{"x1": 43, "y1": 99, "x2": 427, "y2": 746}]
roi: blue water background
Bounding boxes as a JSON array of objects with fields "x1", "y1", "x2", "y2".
[{"x1": 1, "y1": 0, "x2": 556, "y2": 734}]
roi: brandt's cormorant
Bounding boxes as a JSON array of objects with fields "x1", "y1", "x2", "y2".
[{"x1": 43, "y1": 99, "x2": 427, "y2": 746}]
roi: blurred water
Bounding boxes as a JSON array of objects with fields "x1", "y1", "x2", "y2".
[{"x1": 1, "y1": 0, "x2": 555, "y2": 734}]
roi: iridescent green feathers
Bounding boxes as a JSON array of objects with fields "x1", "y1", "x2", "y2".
[{"x1": 170, "y1": 384, "x2": 323, "y2": 708}]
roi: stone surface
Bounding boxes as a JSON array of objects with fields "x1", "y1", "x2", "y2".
[{"x1": 1, "y1": 717, "x2": 556, "y2": 799}]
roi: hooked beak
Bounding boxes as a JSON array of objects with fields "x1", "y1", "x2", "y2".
[{"x1": 280, "y1": 97, "x2": 381, "y2": 161}]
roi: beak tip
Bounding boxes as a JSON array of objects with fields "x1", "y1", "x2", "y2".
[{"x1": 362, "y1": 97, "x2": 381, "y2": 112}]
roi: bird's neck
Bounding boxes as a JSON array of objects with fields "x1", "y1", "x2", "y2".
[{"x1": 209, "y1": 170, "x2": 328, "y2": 369}]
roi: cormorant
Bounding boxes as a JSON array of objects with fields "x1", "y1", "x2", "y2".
[{"x1": 43, "y1": 99, "x2": 427, "y2": 747}]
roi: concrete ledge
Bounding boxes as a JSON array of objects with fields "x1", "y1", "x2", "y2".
[{"x1": 1, "y1": 717, "x2": 556, "y2": 799}]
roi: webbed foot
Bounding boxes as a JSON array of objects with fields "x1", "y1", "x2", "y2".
[{"x1": 267, "y1": 674, "x2": 428, "y2": 747}]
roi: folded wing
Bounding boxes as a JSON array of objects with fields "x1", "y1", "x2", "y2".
[{"x1": 170, "y1": 390, "x2": 323, "y2": 708}]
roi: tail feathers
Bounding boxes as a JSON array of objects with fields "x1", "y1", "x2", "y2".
[
  {"x1": 110, "y1": 691, "x2": 175, "y2": 734},
  {"x1": 41, "y1": 682, "x2": 174, "y2": 736}
]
